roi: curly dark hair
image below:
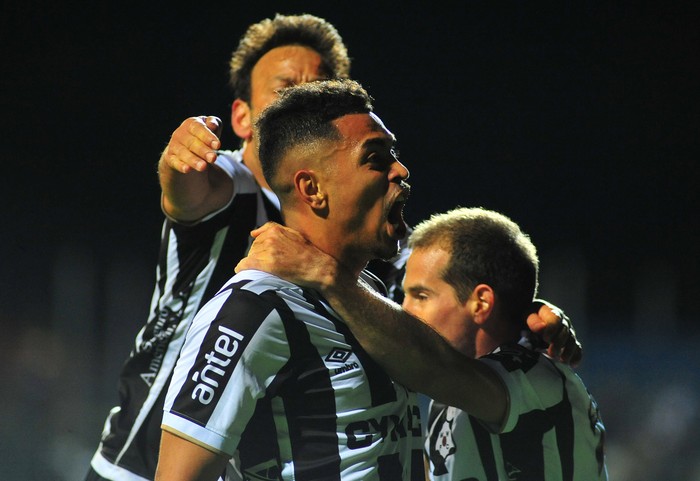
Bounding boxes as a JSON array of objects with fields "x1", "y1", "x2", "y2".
[{"x1": 229, "y1": 13, "x2": 351, "y2": 103}]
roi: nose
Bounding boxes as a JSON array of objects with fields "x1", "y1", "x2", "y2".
[
  {"x1": 401, "y1": 297, "x2": 416, "y2": 315},
  {"x1": 390, "y1": 159, "x2": 410, "y2": 182}
]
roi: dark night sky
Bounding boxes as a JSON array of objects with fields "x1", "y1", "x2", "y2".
[{"x1": 2, "y1": 2, "x2": 699, "y2": 330}]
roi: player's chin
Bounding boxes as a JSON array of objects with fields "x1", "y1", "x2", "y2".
[{"x1": 376, "y1": 230, "x2": 402, "y2": 259}]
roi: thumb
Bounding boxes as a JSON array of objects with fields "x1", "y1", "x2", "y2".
[
  {"x1": 249, "y1": 221, "x2": 279, "y2": 239},
  {"x1": 204, "y1": 116, "x2": 223, "y2": 140},
  {"x1": 526, "y1": 313, "x2": 547, "y2": 333},
  {"x1": 234, "y1": 258, "x2": 246, "y2": 274}
]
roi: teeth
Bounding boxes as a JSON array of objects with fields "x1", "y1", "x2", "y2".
[{"x1": 388, "y1": 199, "x2": 405, "y2": 224}]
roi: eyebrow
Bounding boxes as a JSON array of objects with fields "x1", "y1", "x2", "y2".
[
  {"x1": 404, "y1": 284, "x2": 431, "y2": 295},
  {"x1": 271, "y1": 73, "x2": 326, "y2": 85},
  {"x1": 361, "y1": 136, "x2": 396, "y2": 152}
]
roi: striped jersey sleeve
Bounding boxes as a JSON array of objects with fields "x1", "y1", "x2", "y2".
[
  {"x1": 163, "y1": 270, "x2": 425, "y2": 481},
  {"x1": 426, "y1": 343, "x2": 607, "y2": 481},
  {"x1": 90, "y1": 150, "x2": 281, "y2": 479}
]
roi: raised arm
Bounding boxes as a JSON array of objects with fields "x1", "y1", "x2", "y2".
[
  {"x1": 327, "y1": 269, "x2": 510, "y2": 426},
  {"x1": 159, "y1": 116, "x2": 233, "y2": 222}
]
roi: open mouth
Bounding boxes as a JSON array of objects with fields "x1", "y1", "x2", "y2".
[
  {"x1": 387, "y1": 184, "x2": 410, "y2": 238},
  {"x1": 388, "y1": 199, "x2": 405, "y2": 224}
]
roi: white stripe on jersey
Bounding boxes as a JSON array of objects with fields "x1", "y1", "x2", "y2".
[
  {"x1": 93, "y1": 150, "x2": 284, "y2": 479},
  {"x1": 427, "y1": 343, "x2": 607, "y2": 481},
  {"x1": 164, "y1": 270, "x2": 424, "y2": 480},
  {"x1": 116, "y1": 223, "x2": 230, "y2": 463}
]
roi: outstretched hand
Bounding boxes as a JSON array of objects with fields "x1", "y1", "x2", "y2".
[
  {"x1": 160, "y1": 116, "x2": 222, "y2": 174},
  {"x1": 236, "y1": 222, "x2": 341, "y2": 290},
  {"x1": 526, "y1": 300, "x2": 583, "y2": 367}
]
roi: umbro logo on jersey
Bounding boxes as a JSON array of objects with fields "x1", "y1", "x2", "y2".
[
  {"x1": 333, "y1": 362, "x2": 360, "y2": 376},
  {"x1": 326, "y1": 348, "x2": 352, "y2": 363},
  {"x1": 191, "y1": 325, "x2": 245, "y2": 405}
]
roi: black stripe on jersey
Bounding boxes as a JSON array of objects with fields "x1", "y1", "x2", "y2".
[
  {"x1": 118, "y1": 372, "x2": 175, "y2": 479},
  {"x1": 481, "y1": 346, "x2": 576, "y2": 479},
  {"x1": 375, "y1": 448, "x2": 425, "y2": 481},
  {"x1": 170, "y1": 218, "x2": 220, "y2": 298},
  {"x1": 200, "y1": 193, "x2": 259, "y2": 306},
  {"x1": 144, "y1": 221, "x2": 194, "y2": 348},
  {"x1": 410, "y1": 448, "x2": 425, "y2": 481},
  {"x1": 484, "y1": 342, "x2": 539, "y2": 373},
  {"x1": 261, "y1": 290, "x2": 342, "y2": 480},
  {"x1": 378, "y1": 453, "x2": 402, "y2": 480},
  {"x1": 237, "y1": 394, "x2": 284, "y2": 480},
  {"x1": 499, "y1": 409, "x2": 549, "y2": 479},
  {"x1": 163, "y1": 193, "x2": 259, "y2": 310},
  {"x1": 170, "y1": 282, "x2": 272, "y2": 425},
  {"x1": 302, "y1": 289, "x2": 398, "y2": 406},
  {"x1": 470, "y1": 416, "x2": 499, "y2": 481},
  {"x1": 498, "y1": 378, "x2": 575, "y2": 480}
]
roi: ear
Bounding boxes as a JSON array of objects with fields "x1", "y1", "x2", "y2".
[
  {"x1": 231, "y1": 99, "x2": 252, "y2": 140},
  {"x1": 471, "y1": 284, "x2": 495, "y2": 325},
  {"x1": 294, "y1": 170, "x2": 327, "y2": 209}
]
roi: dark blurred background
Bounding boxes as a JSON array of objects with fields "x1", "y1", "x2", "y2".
[{"x1": 2, "y1": 1, "x2": 699, "y2": 479}]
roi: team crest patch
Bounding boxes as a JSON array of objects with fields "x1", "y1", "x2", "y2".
[
  {"x1": 436, "y1": 407, "x2": 458, "y2": 457},
  {"x1": 326, "y1": 347, "x2": 352, "y2": 363},
  {"x1": 429, "y1": 406, "x2": 458, "y2": 475}
]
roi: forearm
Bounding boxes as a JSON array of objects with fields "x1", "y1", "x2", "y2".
[
  {"x1": 159, "y1": 154, "x2": 231, "y2": 222},
  {"x1": 321, "y1": 272, "x2": 507, "y2": 426},
  {"x1": 235, "y1": 224, "x2": 509, "y2": 424}
]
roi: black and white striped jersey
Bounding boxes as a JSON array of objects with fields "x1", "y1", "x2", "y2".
[
  {"x1": 90, "y1": 150, "x2": 282, "y2": 480},
  {"x1": 426, "y1": 343, "x2": 607, "y2": 481},
  {"x1": 163, "y1": 270, "x2": 425, "y2": 481}
]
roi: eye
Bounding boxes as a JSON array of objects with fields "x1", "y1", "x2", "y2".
[
  {"x1": 366, "y1": 152, "x2": 391, "y2": 170},
  {"x1": 272, "y1": 79, "x2": 296, "y2": 96},
  {"x1": 408, "y1": 291, "x2": 429, "y2": 303},
  {"x1": 368, "y1": 146, "x2": 399, "y2": 169}
]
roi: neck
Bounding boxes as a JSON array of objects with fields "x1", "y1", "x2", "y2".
[
  {"x1": 474, "y1": 333, "x2": 501, "y2": 358},
  {"x1": 475, "y1": 322, "x2": 521, "y2": 358},
  {"x1": 241, "y1": 141, "x2": 271, "y2": 191},
  {"x1": 284, "y1": 211, "x2": 368, "y2": 280}
]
